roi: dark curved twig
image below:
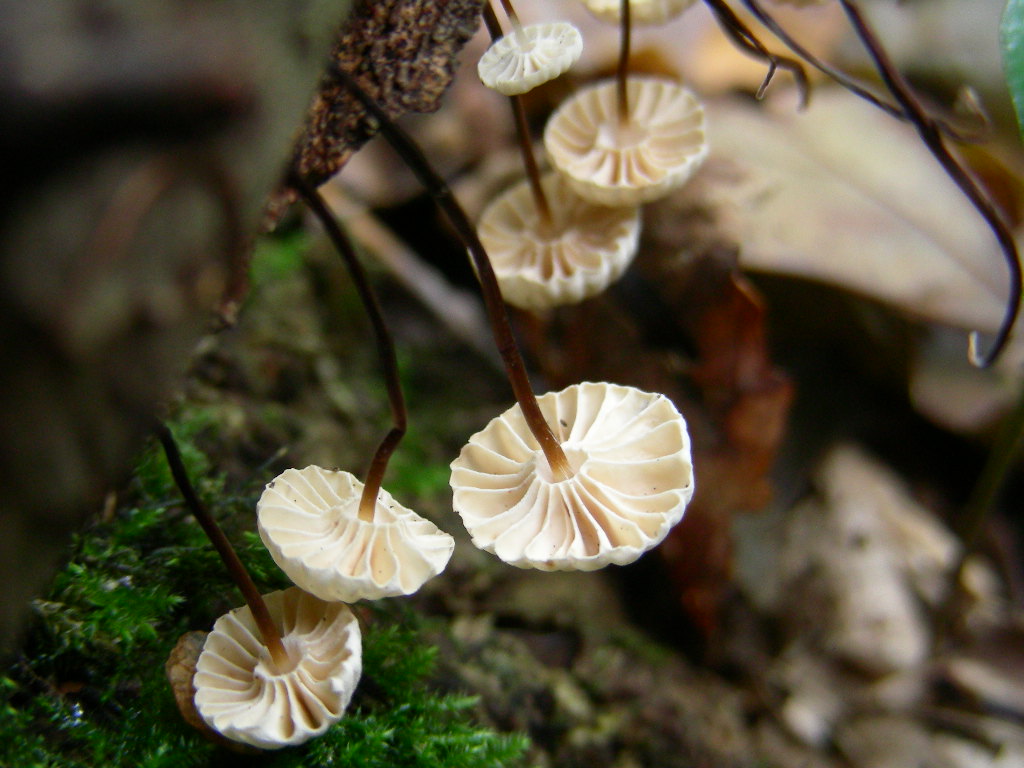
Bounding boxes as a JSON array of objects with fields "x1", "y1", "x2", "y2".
[
  {"x1": 739, "y1": 0, "x2": 989, "y2": 143},
  {"x1": 702, "y1": 0, "x2": 809, "y2": 105},
  {"x1": 838, "y1": 0, "x2": 1020, "y2": 368}
]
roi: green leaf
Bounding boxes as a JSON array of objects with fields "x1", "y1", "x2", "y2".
[{"x1": 1002, "y1": 0, "x2": 1024, "y2": 137}]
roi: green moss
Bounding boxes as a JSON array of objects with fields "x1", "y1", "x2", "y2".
[
  {"x1": 1, "y1": 415, "x2": 527, "y2": 768},
  {"x1": 249, "y1": 229, "x2": 310, "y2": 289}
]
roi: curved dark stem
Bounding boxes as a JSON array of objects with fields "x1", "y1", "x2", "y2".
[
  {"x1": 291, "y1": 177, "x2": 407, "y2": 521},
  {"x1": 702, "y1": 0, "x2": 809, "y2": 105},
  {"x1": 617, "y1": 0, "x2": 632, "y2": 122},
  {"x1": 483, "y1": 2, "x2": 552, "y2": 229},
  {"x1": 738, "y1": 0, "x2": 988, "y2": 143},
  {"x1": 156, "y1": 423, "x2": 288, "y2": 667},
  {"x1": 839, "y1": 0, "x2": 1020, "y2": 368},
  {"x1": 331, "y1": 66, "x2": 572, "y2": 479}
]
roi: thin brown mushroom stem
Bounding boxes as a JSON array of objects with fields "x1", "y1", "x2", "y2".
[
  {"x1": 483, "y1": 2, "x2": 553, "y2": 232},
  {"x1": 333, "y1": 67, "x2": 573, "y2": 480},
  {"x1": 617, "y1": 0, "x2": 632, "y2": 123},
  {"x1": 156, "y1": 423, "x2": 289, "y2": 668},
  {"x1": 702, "y1": 0, "x2": 809, "y2": 104},
  {"x1": 837, "y1": 0, "x2": 1020, "y2": 368},
  {"x1": 291, "y1": 178, "x2": 408, "y2": 522}
]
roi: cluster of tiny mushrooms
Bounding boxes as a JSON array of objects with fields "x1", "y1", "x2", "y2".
[{"x1": 156, "y1": 0, "x2": 1021, "y2": 751}]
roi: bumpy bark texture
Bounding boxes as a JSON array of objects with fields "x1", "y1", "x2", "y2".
[{"x1": 291, "y1": 0, "x2": 486, "y2": 190}]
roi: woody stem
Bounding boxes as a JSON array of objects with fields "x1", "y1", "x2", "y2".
[{"x1": 157, "y1": 423, "x2": 288, "y2": 667}]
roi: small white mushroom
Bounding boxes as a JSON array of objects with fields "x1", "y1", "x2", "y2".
[
  {"x1": 478, "y1": 21, "x2": 584, "y2": 96},
  {"x1": 193, "y1": 587, "x2": 361, "y2": 749},
  {"x1": 478, "y1": 172, "x2": 641, "y2": 310},
  {"x1": 579, "y1": 0, "x2": 698, "y2": 25},
  {"x1": 544, "y1": 77, "x2": 708, "y2": 206},
  {"x1": 450, "y1": 381, "x2": 694, "y2": 571},
  {"x1": 257, "y1": 466, "x2": 454, "y2": 603}
]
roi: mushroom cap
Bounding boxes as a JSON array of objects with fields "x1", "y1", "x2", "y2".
[
  {"x1": 579, "y1": 0, "x2": 698, "y2": 26},
  {"x1": 544, "y1": 77, "x2": 708, "y2": 206},
  {"x1": 477, "y1": 21, "x2": 583, "y2": 96},
  {"x1": 478, "y1": 172, "x2": 641, "y2": 310},
  {"x1": 449, "y1": 382, "x2": 694, "y2": 571},
  {"x1": 258, "y1": 467, "x2": 454, "y2": 603},
  {"x1": 194, "y1": 587, "x2": 361, "y2": 749}
]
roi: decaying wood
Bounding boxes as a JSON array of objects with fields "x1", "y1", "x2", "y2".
[{"x1": 291, "y1": 0, "x2": 486, "y2": 191}]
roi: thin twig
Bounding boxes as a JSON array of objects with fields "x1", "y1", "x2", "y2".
[
  {"x1": 292, "y1": 177, "x2": 408, "y2": 522},
  {"x1": 702, "y1": 0, "x2": 809, "y2": 105},
  {"x1": 156, "y1": 423, "x2": 288, "y2": 667},
  {"x1": 738, "y1": 0, "x2": 988, "y2": 143},
  {"x1": 330, "y1": 66, "x2": 572, "y2": 479},
  {"x1": 838, "y1": 0, "x2": 1020, "y2": 367}
]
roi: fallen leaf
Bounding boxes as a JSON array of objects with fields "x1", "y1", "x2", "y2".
[{"x1": 701, "y1": 89, "x2": 1013, "y2": 335}]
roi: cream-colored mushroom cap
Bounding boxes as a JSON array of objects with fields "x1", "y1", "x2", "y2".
[
  {"x1": 544, "y1": 77, "x2": 708, "y2": 206},
  {"x1": 478, "y1": 172, "x2": 641, "y2": 310},
  {"x1": 450, "y1": 382, "x2": 694, "y2": 571},
  {"x1": 193, "y1": 587, "x2": 361, "y2": 749},
  {"x1": 258, "y1": 467, "x2": 454, "y2": 603},
  {"x1": 478, "y1": 22, "x2": 583, "y2": 96},
  {"x1": 579, "y1": 0, "x2": 698, "y2": 25}
]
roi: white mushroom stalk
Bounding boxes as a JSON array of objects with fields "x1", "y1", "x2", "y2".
[
  {"x1": 258, "y1": 466, "x2": 454, "y2": 603},
  {"x1": 450, "y1": 382, "x2": 695, "y2": 571},
  {"x1": 194, "y1": 587, "x2": 362, "y2": 749},
  {"x1": 478, "y1": 172, "x2": 641, "y2": 310}
]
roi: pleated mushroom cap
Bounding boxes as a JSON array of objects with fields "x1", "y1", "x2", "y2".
[
  {"x1": 450, "y1": 382, "x2": 694, "y2": 571},
  {"x1": 544, "y1": 77, "x2": 708, "y2": 206},
  {"x1": 258, "y1": 467, "x2": 454, "y2": 603},
  {"x1": 478, "y1": 21, "x2": 584, "y2": 96},
  {"x1": 478, "y1": 172, "x2": 641, "y2": 310},
  {"x1": 193, "y1": 587, "x2": 361, "y2": 750},
  {"x1": 579, "y1": 0, "x2": 698, "y2": 25}
]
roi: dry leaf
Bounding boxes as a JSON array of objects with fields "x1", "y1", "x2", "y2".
[{"x1": 701, "y1": 89, "x2": 1012, "y2": 334}]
